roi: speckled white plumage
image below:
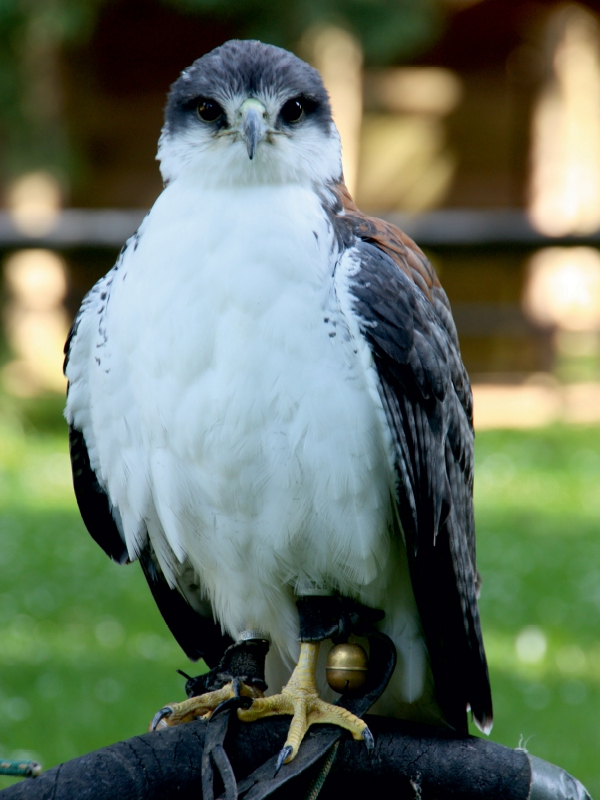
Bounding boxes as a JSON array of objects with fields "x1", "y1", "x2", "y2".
[{"x1": 65, "y1": 74, "x2": 436, "y2": 721}]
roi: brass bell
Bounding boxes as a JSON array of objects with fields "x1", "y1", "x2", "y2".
[{"x1": 326, "y1": 642, "x2": 368, "y2": 693}]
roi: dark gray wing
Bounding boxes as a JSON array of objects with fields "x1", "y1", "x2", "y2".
[
  {"x1": 139, "y1": 545, "x2": 233, "y2": 665},
  {"x1": 68, "y1": 425, "x2": 129, "y2": 564},
  {"x1": 344, "y1": 237, "x2": 492, "y2": 735}
]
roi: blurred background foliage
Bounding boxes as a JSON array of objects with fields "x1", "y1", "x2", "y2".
[
  {"x1": 0, "y1": 0, "x2": 440, "y2": 179},
  {"x1": 0, "y1": 0, "x2": 99, "y2": 179},
  {"x1": 0, "y1": 0, "x2": 599, "y2": 797},
  {"x1": 156, "y1": 0, "x2": 441, "y2": 64}
]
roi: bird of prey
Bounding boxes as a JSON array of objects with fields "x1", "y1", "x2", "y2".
[{"x1": 64, "y1": 39, "x2": 492, "y2": 765}]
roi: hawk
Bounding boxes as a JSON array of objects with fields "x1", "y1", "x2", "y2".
[{"x1": 64, "y1": 39, "x2": 492, "y2": 766}]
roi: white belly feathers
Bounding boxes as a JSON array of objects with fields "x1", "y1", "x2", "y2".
[{"x1": 65, "y1": 179, "x2": 430, "y2": 709}]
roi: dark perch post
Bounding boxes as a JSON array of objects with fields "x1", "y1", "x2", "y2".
[{"x1": 0, "y1": 715, "x2": 591, "y2": 800}]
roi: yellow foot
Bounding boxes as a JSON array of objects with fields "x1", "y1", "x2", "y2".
[
  {"x1": 237, "y1": 642, "x2": 373, "y2": 769},
  {"x1": 149, "y1": 678, "x2": 264, "y2": 731}
]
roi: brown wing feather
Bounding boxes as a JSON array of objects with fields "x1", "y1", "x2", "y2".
[
  {"x1": 332, "y1": 181, "x2": 472, "y2": 425},
  {"x1": 333, "y1": 182, "x2": 441, "y2": 301},
  {"x1": 328, "y1": 180, "x2": 491, "y2": 734},
  {"x1": 333, "y1": 183, "x2": 466, "y2": 388}
]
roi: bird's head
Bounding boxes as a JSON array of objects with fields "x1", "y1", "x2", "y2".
[{"x1": 157, "y1": 40, "x2": 342, "y2": 189}]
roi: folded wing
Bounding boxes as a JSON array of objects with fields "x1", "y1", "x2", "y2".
[{"x1": 332, "y1": 184, "x2": 492, "y2": 734}]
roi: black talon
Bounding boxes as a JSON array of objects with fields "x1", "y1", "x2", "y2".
[
  {"x1": 211, "y1": 695, "x2": 254, "y2": 718},
  {"x1": 274, "y1": 745, "x2": 293, "y2": 775},
  {"x1": 363, "y1": 726, "x2": 374, "y2": 755},
  {"x1": 151, "y1": 706, "x2": 173, "y2": 731}
]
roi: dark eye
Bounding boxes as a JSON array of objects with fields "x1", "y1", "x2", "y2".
[
  {"x1": 197, "y1": 98, "x2": 224, "y2": 122},
  {"x1": 280, "y1": 98, "x2": 305, "y2": 123}
]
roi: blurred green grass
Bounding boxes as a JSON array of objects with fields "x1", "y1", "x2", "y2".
[
  {"x1": 471, "y1": 425, "x2": 600, "y2": 797},
  {"x1": 0, "y1": 408, "x2": 186, "y2": 790},
  {"x1": 0, "y1": 408, "x2": 598, "y2": 795}
]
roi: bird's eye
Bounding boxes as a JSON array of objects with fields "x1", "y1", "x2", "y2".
[
  {"x1": 280, "y1": 98, "x2": 305, "y2": 124},
  {"x1": 197, "y1": 99, "x2": 224, "y2": 122}
]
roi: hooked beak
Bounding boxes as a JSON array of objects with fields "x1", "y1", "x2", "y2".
[{"x1": 239, "y1": 99, "x2": 268, "y2": 160}]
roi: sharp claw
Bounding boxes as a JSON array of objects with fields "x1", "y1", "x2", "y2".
[
  {"x1": 211, "y1": 696, "x2": 254, "y2": 718},
  {"x1": 151, "y1": 706, "x2": 174, "y2": 731},
  {"x1": 274, "y1": 745, "x2": 293, "y2": 775},
  {"x1": 363, "y1": 726, "x2": 374, "y2": 755}
]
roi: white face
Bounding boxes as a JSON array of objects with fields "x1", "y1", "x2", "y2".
[{"x1": 157, "y1": 57, "x2": 343, "y2": 191}]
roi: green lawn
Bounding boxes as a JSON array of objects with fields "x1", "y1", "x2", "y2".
[
  {"x1": 472, "y1": 426, "x2": 600, "y2": 796},
  {"x1": 0, "y1": 408, "x2": 598, "y2": 795}
]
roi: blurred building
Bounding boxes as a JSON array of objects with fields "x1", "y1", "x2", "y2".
[{"x1": 2, "y1": 0, "x2": 600, "y2": 425}]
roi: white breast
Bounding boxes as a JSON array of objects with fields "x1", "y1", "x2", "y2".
[{"x1": 66, "y1": 178, "x2": 430, "y2": 710}]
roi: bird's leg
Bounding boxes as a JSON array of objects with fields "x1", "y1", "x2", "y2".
[
  {"x1": 237, "y1": 641, "x2": 372, "y2": 768},
  {"x1": 150, "y1": 637, "x2": 269, "y2": 731}
]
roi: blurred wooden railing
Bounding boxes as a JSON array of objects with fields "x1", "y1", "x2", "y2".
[{"x1": 2, "y1": 208, "x2": 600, "y2": 249}]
